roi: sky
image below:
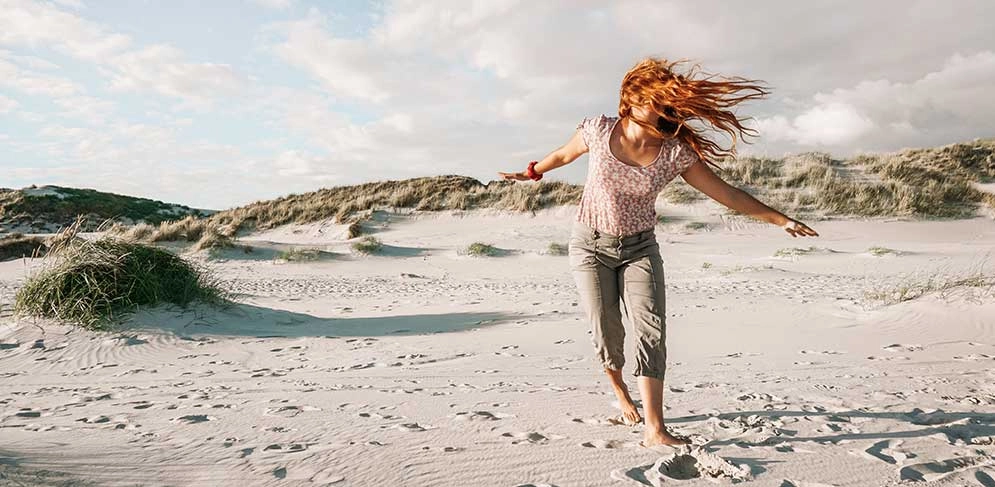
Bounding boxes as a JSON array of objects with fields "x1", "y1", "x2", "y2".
[{"x1": 2, "y1": 0, "x2": 994, "y2": 210}]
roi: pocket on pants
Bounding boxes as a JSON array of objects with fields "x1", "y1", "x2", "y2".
[{"x1": 568, "y1": 238, "x2": 596, "y2": 270}]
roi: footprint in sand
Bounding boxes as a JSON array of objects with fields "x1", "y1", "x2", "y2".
[
  {"x1": 899, "y1": 455, "x2": 995, "y2": 482},
  {"x1": 610, "y1": 445, "x2": 751, "y2": 484},
  {"x1": 882, "y1": 343, "x2": 923, "y2": 352},
  {"x1": 394, "y1": 422, "x2": 432, "y2": 432},
  {"x1": 580, "y1": 439, "x2": 638, "y2": 449},
  {"x1": 264, "y1": 405, "x2": 321, "y2": 418},
  {"x1": 799, "y1": 349, "x2": 844, "y2": 355},
  {"x1": 452, "y1": 411, "x2": 514, "y2": 421},
  {"x1": 172, "y1": 414, "x2": 214, "y2": 424},
  {"x1": 262, "y1": 443, "x2": 309, "y2": 453},
  {"x1": 501, "y1": 431, "x2": 564, "y2": 445},
  {"x1": 858, "y1": 439, "x2": 915, "y2": 465}
]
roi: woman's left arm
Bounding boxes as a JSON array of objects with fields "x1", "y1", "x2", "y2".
[{"x1": 680, "y1": 160, "x2": 819, "y2": 237}]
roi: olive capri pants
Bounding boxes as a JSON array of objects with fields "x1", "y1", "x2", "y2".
[{"x1": 568, "y1": 221, "x2": 668, "y2": 380}]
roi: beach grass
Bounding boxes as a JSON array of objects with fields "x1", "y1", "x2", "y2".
[{"x1": 13, "y1": 219, "x2": 227, "y2": 330}]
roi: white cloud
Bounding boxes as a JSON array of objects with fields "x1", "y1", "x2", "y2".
[
  {"x1": 107, "y1": 44, "x2": 247, "y2": 104},
  {"x1": 0, "y1": 94, "x2": 18, "y2": 113},
  {"x1": 250, "y1": 0, "x2": 293, "y2": 10},
  {"x1": 754, "y1": 51, "x2": 995, "y2": 151},
  {"x1": 0, "y1": 0, "x2": 130, "y2": 60}
]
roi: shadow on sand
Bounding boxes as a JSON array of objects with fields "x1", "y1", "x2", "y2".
[{"x1": 120, "y1": 301, "x2": 519, "y2": 338}]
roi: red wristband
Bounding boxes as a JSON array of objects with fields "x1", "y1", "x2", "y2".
[{"x1": 526, "y1": 160, "x2": 543, "y2": 181}]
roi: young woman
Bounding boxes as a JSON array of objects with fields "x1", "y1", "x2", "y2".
[{"x1": 498, "y1": 57, "x2": 819, "y2": 449}]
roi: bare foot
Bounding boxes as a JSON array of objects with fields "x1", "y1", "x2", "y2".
[
  {"x1": 605, "y1": 368, "x2": 642, "y2": 425},
  {"x1": 642, "y1": 428, "x2": 690, "y2": 447}
]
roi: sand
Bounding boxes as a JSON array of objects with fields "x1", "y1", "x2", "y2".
[{"x1": 1, "y1": 204, "x2": 994, "y2": 486}]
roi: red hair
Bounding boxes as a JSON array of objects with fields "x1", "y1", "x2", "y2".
[{"x1": 618, "y1": 57, "x2": 770, "y2": 170}]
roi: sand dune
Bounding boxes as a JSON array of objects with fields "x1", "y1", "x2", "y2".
[{"x1": 1, "y1": 204, "x2": 994, "y2": 486}]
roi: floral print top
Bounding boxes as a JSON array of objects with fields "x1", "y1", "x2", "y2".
[{"x1": 574, "y1": 114, "x2": 700, "y2": 237}]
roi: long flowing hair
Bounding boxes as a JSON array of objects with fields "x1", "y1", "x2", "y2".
[{"x1": 618, "y1": 57, "x2": 770, "y2": 171}]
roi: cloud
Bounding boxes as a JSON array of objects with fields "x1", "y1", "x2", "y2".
[
  {"x1": 107, "y1": 44, "x2": 247, "y2": 104},
  {"x1": 0, "y1": 94, "x2": 19, "y2": 113},
  {"x1": 754, "y1": 51, "x2": 995, "y2": 151},
  {"x1": 250, "y1": 0, "x2": 293, "y2": 10}
]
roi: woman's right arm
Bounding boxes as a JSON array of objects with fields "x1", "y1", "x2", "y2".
[{"x1": 498, "y1": 127, "x2": 589, "y2": 181}]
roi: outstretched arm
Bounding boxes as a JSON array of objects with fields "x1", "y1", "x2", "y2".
[
  {"x1": 680, "y1": 160, "x2": 819, "y2": 237},
  {"x1": 498, "y1": 127, "x2": 589, "y2": 181}
]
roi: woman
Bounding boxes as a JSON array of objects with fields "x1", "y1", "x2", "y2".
[{"x1": 498, "y1": 57, "x2": 819, "y2": 449}]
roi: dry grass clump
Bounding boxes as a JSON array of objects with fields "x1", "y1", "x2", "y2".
[
  {"x1": 774, "y1": 246, "x2": 818, "y2": 257},
  {"x1": 684, "y1": 221, "x2": 710, "y2": 231},
  {"x1": 351, "y1": 236, "x2": 382, "y2": 254},
  {"x1": 13, "y1": 220, "x2": 227, "y2": 330},
  {"x1": 661, "y1": 181, "x2": 702, "y2": 204},
  {"x1": 868, "y1": 246, "x2": 901, "y2": 256},
  {"x1": 202, "y1": 176, "x2": 583, "y2": 236},
  {"x1": 864, "y1": 265, "x2": 994, "y2": 305},
  {"x1": 192, "y1": 228, "x2": 236, "y2": 252},
  {"x1": 547, "y1": 242, "x2": 568, "y2": 256},
  {"x1": 0, "y1": 233, "x2": 48, "y2": 261},
  {"x1": 276, "y1": 247, "x2": 325, "y2": 262},
  {"x1": 463, "y1": 242, "x2": 500, "y2": 257},
  {"x1": 150, "y1": 216, "x2": 207, "y2": 242}
]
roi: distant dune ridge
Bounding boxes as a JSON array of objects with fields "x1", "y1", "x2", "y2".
[{"x1": 2, "y1": 138, "x2": 993, "y2": 245}]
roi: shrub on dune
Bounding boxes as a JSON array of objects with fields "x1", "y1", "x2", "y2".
[
  {"x1": 13, "y1": 221, "x2": 227, "y2": 330},
  {"x1": 465, "y1": 242, "x2": 499, "y2": 256},
  {"x1": 351, "y1": 236, "x2": 382, "y2": 254}
]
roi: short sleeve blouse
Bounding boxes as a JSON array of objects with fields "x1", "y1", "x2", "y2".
[{"x1": 574, "y1": 114, "x2": 700, "y2": 237}]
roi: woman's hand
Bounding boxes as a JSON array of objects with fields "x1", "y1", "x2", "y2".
[
  {"x1": 781, "y1": 217, "x2": 819, "y2": 238},
  {"x1": 497, "y1": 170, "x2": 530, "y2": 181}
]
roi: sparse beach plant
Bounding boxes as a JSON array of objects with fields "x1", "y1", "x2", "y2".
[
  {"x1": 863, "y1": 263, "x2": 995, "y2": 305},
  {"x1": 547, "y1": 242, "x2": 568, "y2": 256},
  {"x1": 685, "y1": 221, "x2": 710, "y2": 231},
  {"x1": 774, "y1": 246, "x2": 818, "y2": 257},
  {"x1": 465, "y1": 242, "x2": 500, "y2": 257},
  {"x1": 868, "y1": 246, "x2": 900, "y2": 256},
  {"x1": 277, "y1": 247, "x2": 323, "y2": 262},
  {"x1": 13, "y1": 219, "x2": 227, "y2": 330},
  {"x1": 351, "y1": 236, "x2": 382, "y2": 254}
]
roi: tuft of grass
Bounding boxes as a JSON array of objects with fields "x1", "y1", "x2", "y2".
[
  {"x1": 346, "y1": 220, "x2": 363, "y2": 239},
  {"x1": 276, "y1": 247, "x2": 323, "y2": 262},
  {"x1": 351, "y1": 236, "x2": 382, "y2": 254},
  {"x1": 701, "y1": 262, "x2": 712, "y2": 269},
  {"x1": 464, "y1": 242, "x2": 500, "y2": 257},
  {"x1": 864, "y1": 267, "x2": 994, "y2": 305},
  {"x1": 13, "y1": 219, "x2": 227, "y2": 330},
  {"x1": 868, "y1": 246, "x2": 900, "y2": 257},
  {"x1": 661, "y1": 182, "x2": 702, "y2": 204},
  {"x1": 547, "y1": 242, "x2": 568, "y2": 256},
  {"x1": 684, "y1": 221, "x2": 710, "y2": 231},
  {"x1": 656, "y1": 214, "x2": 672, "y2": 224},
  {"x1": 192, "y1": 228, "x2": 236, "y2": 252},
  {"x1": 774, "y1": 246, "x2": 819, "y2": 257}
]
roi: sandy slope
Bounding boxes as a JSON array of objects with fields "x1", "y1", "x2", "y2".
[{"x1": 1, "y1": 205, "x2": 995, "y2": 486}]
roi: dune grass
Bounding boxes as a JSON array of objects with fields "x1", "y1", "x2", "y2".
[
  {"x1": 863, "y1": 266, "x2": 995, "y2": 305},
  {"x1": 13, "y1": 220, "x2": 227, "y2": 330},
  {"x1": 464, "y1": 242, "x2": 500, "y2": 257},
  {"x1": 276, "y1": 247, "x2": 325, "y2": 262},
  {"x1": 547, "y1": 242, "x2": 568, "y2": 256},
  {"x1": 774, "y1": 246, "x2": 819, "y2": 257},
  {"x1": 351, "y1": 236, "x2": 382, "y2": 254},
  {"x1": 868, "y1": 246, "x2": 901, "y2": 256},
  {"x1": 685, "y1": 221, "x2": 710, "y2": 231}
]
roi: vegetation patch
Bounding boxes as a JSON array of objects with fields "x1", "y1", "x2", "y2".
[
  {"x1": 276, "y1": 247, "x2": 326, "y2": 262},
  {"x1": 547, "y1": 242, "x2": 568, "y2": 256},
  {"x1": 464, "y1": 242, "x2": 500, "y2": 257},
  {"x1": 864, "y1": 268, "x2": 994, "y2": 305},
  {"x1": 351, "y1": 236, "x2": 383, "y2": 254},
  {"x1": 868, "y1": 246, "x2": 901, "y2": 257},
  {"x1": 685, "y1": 221, "x2": 710, "y2": 231},
  {"x1": 774, "y1": 246, "x2": 819, "y2": 257},
  {"x1": 13, "y1": 221, "x2": 227, "y2": 330}
]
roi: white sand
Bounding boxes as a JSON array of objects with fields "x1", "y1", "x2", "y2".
[{"x1": 1, "y1": 204, "x2": 995, "y2": 486}]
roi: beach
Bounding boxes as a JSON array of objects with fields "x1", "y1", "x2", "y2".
[{"x1": 2, "y1": 205, "x2": 995, "y2": 486}]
